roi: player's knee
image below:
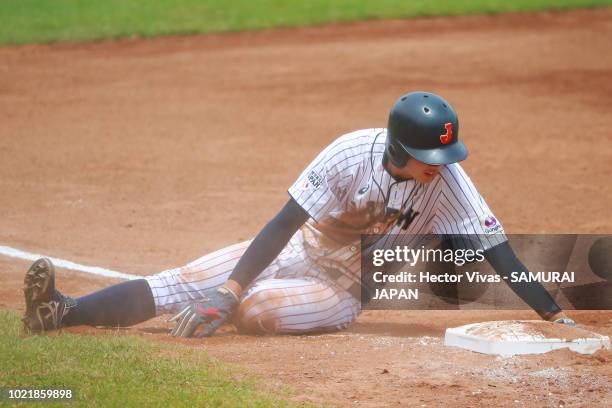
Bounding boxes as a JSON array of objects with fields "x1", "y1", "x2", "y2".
[
  {"x1": 235, "y1": 312, "x2": 280, "y2": 334},
  {"x1": 235, "y1": 290, "x2": 282, "y2": 334}
]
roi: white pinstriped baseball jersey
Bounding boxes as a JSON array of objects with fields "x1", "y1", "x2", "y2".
[
  {"x1": 288, "y1": 128, "x2": 507, "y2": 292},
  {"x1": 144, "y1": 127, "x2": 507, "y2": 334}
]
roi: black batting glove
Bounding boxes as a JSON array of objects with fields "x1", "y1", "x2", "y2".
[{"x1": 169, "y1": 286, "x2": 239, "y2": 338}]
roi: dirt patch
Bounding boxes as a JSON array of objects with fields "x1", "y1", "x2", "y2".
[{"x1": 1, "y1": 8, "x2": 611, "y2": 408}]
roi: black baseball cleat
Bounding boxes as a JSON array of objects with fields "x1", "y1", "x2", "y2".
[{"x1": 22, "y1": 258, "x2": 76, "y2": 334}]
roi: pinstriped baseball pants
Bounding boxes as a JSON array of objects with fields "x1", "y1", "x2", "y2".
[{"x1": 144, "y1": 233, "x2": 361, "y2": 334}]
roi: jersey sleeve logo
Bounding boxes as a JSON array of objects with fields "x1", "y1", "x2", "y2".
[
  {"x1": 480, "y1": 214, "x2": 503, "y2": 235},
  {"x1": 306, "y1": 170, "x2": 323, "y2": 189},
  {"x1": 440, "y1": 122, "x2": 453, "y2": 145}
]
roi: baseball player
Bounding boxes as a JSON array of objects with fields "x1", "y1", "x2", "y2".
[{"x1": 21, "y1": 91, "x2": 575, "y2": 337}]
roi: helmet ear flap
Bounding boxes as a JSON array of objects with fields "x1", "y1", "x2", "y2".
[{"x1": 387, "y1": 142, "x2": 407, "y2": 168}]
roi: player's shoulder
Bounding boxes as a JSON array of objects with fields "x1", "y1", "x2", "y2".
[
  {"x1": 313, "y1": 128, "x2": 384, "y2": 174},
  {"x1": 437, "y1": 162, "x2": 479, "y2": 193},
  {"x1": 323, "y1": 128, "x2": 385, "y2": 157},
  {"x1": 439, "y1": 162, "x2": 467, "y2": 178},
  {"x1": 329, "y1": 128, "x2": 385, "y2": 147}
]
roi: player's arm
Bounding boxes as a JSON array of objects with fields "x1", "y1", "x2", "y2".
[
  {"x1": 170, "y1": 197, "x2": 310, "y2": 337},
  {"x1": 436, "y1": 165, "x2": 573, "y2": 324},
  {"x1": 225, "y1": 197, "x2": 310, "y2": 293},
  {"x1": 484, "y1": 241, "x2": 574, "y2": 325},
  {"x1": 171, "y1": 135, "x2": 344, "y2": 338}
]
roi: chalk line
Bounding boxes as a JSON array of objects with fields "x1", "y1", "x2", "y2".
[{"x1": 0, "y1": 245, "x2": 139, "y2": 281}]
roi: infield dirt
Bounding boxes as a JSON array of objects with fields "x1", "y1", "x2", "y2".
[{"x1": 1, "y1": 8, "x2": 611, "y2": 407}]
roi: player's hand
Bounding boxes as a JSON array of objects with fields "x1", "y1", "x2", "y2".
[
  {"x1": 169, "y1": 286, "x2": 239, "y2": 338},
  {"x1": 548, "y1": 311, "x2": 576, "y2": 326},
  {"x1": 553, "y1": 316, "x2": 576, "y2": 326}
]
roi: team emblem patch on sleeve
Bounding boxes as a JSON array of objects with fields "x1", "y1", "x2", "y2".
[
  {"x1": 480, "y1": 214, "x2": 503, "y2": 235},
  {"x1": 306, "y1": 170, "x2": 324, "y2": 189}
]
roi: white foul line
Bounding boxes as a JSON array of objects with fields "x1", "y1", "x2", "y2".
[{"x1": 0, "y1": 245, "x2": 139, "y2": 281}]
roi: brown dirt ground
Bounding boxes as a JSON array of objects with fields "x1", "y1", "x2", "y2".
[{"x1": 1, "y1": 8, "x2": 611, "y2": 408}]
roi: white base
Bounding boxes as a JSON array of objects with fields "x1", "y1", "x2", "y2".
[{"x1": 444, "y1": 320, "x2": 611, "y2": 357}]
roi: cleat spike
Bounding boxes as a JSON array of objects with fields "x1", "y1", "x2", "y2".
[{"x1": 21, "y1": 258, "x2": 75, "y2": 334}]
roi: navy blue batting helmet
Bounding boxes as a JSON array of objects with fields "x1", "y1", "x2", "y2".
[{"x1": 386, "y1": 91, "x2": 468, "y2": 166}]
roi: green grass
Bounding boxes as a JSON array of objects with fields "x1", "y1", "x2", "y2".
[
  {"x1": 0, "y1": 310, "x2": 303, "y2": 407},
  {"x1": 0, "y1": 0, "x2": 611, "y2": 45}
]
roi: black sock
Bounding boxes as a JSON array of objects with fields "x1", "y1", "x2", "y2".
[{"x1": 62, "y1": 279, "x2": 156, "y2": 327}]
